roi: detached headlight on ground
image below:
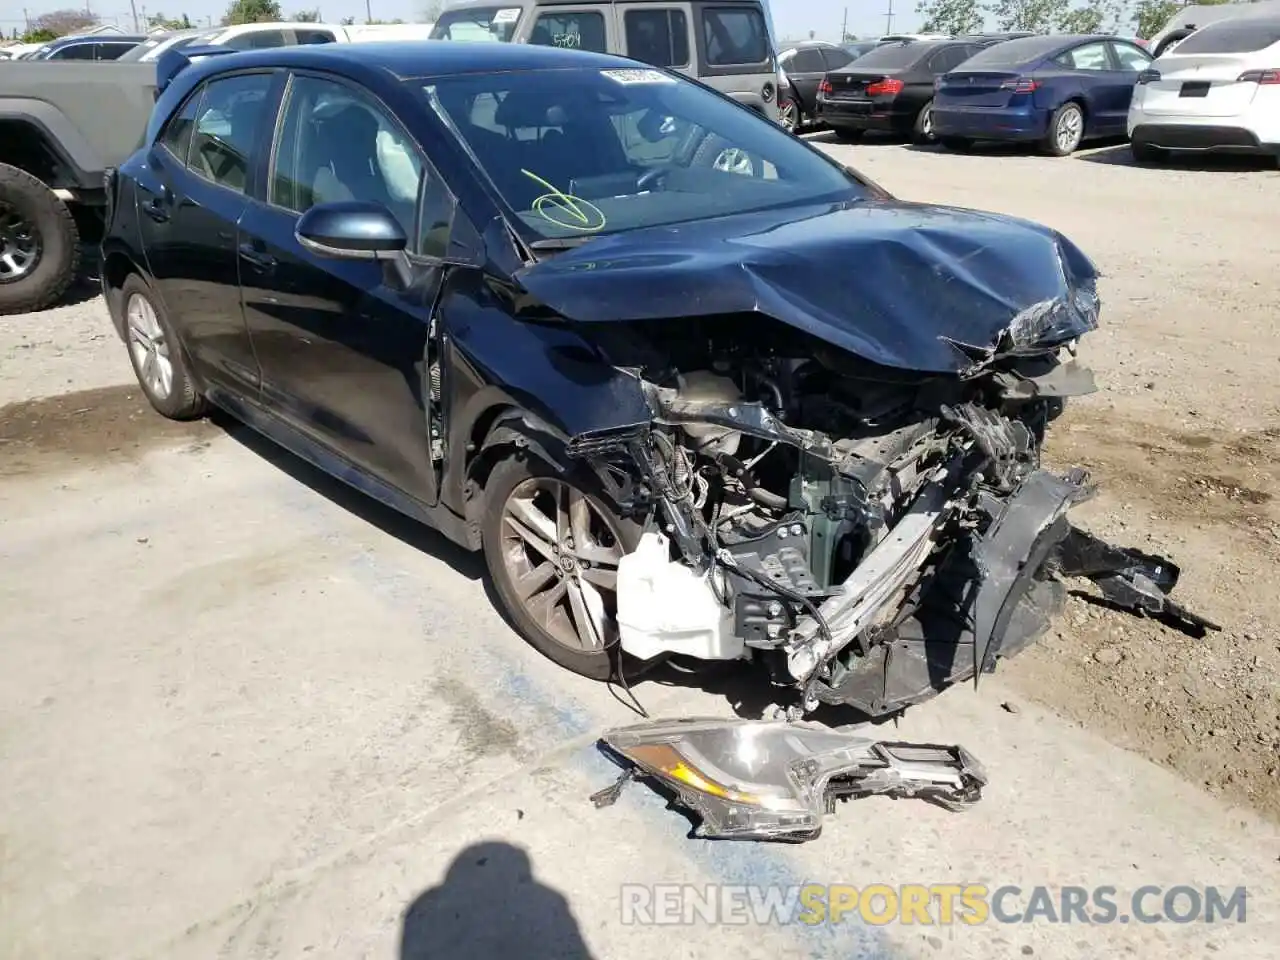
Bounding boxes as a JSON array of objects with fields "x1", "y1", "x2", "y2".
[{"x1": 593, "y1": 718, "x2": 988, "y2": 842}]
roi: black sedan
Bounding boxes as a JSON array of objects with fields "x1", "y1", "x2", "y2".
[
  {"x1": 777, "y1": 40, "x2": 875, "y2": 133},
  {"x1": 816, "y1": 38, "x2": 986, "y2": 143},
  {"x1": 100, "y1": 41, "x2": 1201, "y2": 716}
]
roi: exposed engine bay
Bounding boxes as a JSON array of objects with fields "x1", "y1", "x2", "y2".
[{"x1": 567, "y1": 310, "x2": 1218, "y2": 719}]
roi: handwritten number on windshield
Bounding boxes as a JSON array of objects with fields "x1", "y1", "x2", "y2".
[{"x1": 521, "y1": 169, "x2": 608, "y2": 233}]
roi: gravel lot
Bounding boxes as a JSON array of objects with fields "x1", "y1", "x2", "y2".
[{"x1": 2, "y1": 140, "x2": 1278, "y2": 959}]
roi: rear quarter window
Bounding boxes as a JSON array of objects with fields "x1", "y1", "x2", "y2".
[
  {"x1": 1174, "y1": 20, "x2": 1280, "y2": 54},
  {"x1": 956, "y1": 36, "x2": 1063, "y2": 69},
  {"x1": 701, "y1": 6, "x2": 770, "y2": 65}
]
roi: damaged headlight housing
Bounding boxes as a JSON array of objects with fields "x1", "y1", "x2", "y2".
[
  {"x1": 598, "y1": 718, "x2": 987, "y2": 842},
  {"x1": 1005, "y1": 279, "x2": 1100, "y2": 350}
]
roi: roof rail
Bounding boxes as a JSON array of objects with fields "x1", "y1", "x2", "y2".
[{"x1": 155, "y1": 44, "x2": 239, "y2": 97}]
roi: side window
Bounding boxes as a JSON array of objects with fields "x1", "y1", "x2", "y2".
[
  {"x1": 270, "y1": 75, "x2": 424, "y2": 246},
  {"x1": 225, "y1": 30, "x2": 288, "y2": 50},
  {"x1": 1058, "y1": 42, "x2": 1110, "y2": 71},
  {"x1": 58, "y1": 44, "x2": 95, "y2": 60},
  {"x1": 529, "y1": 11, "x2": 607, "y2": 53},
  {"x1": 701, "y1": 7, "x2": 769, "y2": 66},
  {"x1": 624, "y1": 9, "x2": 690, "y2": 68},
  {"x1": 791, "y1": 48, "x2": 826, "y2": 73},
  {"x1": 417, "y1": 175, "x2": 455, "y2": 259},
  {"x1": 159, "y1": 87, "x2": 204, "y2": 165},
  {"x1": 777, "y1": 49, "x2": 795, "y2": 69},
  {"x1": 295, "y1": 29, "x2": 337, "y2": 45},
  {"x1": 189, "y1": 73, "x2": 273, "y2": 193},
  {"x1": 98, "y1": 42, "x2": 134, "y2": 60},
  {"x1": 820, "y1": 48, "x2": 854, "y2": 71},
  {"x1": 1110, "y1": 42, "x2": 1152, "y2": 71}
]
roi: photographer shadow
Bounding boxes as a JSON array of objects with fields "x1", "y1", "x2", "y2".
[{"x1": 400, "y1": 841, "x2": 596, "y2": 960}]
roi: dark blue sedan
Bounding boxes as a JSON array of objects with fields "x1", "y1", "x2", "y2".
[{"x1": 932, "y1": 34, "x2": 1153, "y2": 155}]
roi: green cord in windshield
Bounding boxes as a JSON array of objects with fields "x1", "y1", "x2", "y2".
[{"x1": 521, "y1": 169, "x2": 608, "y2": 233}]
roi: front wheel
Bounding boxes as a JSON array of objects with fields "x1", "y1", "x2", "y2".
[
  {"x1": 1044, "y1": 102, "x2": 1085, "y2": 157},
  {"x1": 120, "y1": 273, "x2": 206, "y2": 420},
  {"x1": 482, "y1": 455, "x2": 643, "y2": 681}
]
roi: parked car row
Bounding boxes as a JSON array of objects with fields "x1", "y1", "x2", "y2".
[{"x1": 786, "y1": 20, "x2": 1280, "y2": 165}]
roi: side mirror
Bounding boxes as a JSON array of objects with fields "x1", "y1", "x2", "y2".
[{"x1": 296, "y1": 200, "x2": 407, "y2": 260}]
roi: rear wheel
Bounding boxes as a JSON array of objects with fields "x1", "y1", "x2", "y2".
[
  {"x1": 1129, "y1": 141, "x2": 1166, "y2": 164},
  {"x1": 482, "y1": 455, "x2": 643, "y2": 681},
  {"x1": 1044, "y1": 102, "x2": 1085, "y2": 157},
  {"x1": 0, "y1": 162, "x2": 79, "y2": 316},
  {"x1": 911, "y1": 98, "x2": 936, "y2": 145},
  {"x1": 778, "y1": 98, "x2": 801, "y2": 135},
  {"x1": 939, "y1": 136, "x2": 973, "y2": 152}
]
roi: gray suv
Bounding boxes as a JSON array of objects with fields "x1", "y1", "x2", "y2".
[{"x1": 430, "y1": 0, "x2": 780, "y2": 119}]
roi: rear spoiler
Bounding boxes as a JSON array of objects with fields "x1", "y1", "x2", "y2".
[{"x1": 155, "y1": 45, "x2": 239, "y2": 98}]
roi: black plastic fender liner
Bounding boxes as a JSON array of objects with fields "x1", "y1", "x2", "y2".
[{"x1": 969, "y1": 470, "x2": 1094, "y2": 683}]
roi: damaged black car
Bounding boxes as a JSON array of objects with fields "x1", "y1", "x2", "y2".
[{"x1": 104, "y1": 42, "x2": 1211, "y2": 721}]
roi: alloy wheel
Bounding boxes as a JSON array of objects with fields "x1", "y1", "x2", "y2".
[
  {"x1": 779, "y1": 100, "x2": 800, "y2": 134},
  {"x1": 1055, "y1": 106, "x2": 1083, "y2": 154},
  {"x1": 127, "y1": 292, "x2": 174, "y2": 400},
  {"x1": 919, "y1": 105, "x2": 935, "y2": 140},
  {"x1": 0, "y1": 202, "x2": 40, "y2": 283},
  {"x1": 498, "y1": 477, "x2": 626, "y2": 653}
]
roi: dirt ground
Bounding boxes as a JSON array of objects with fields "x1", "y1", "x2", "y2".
[{"x1": 3, "y1": 140, "x2": 1279, "y2": 831}]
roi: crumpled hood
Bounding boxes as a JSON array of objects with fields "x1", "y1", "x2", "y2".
[{"x1": 515, "y1": 200, "x2": 1100, "y2": 374}]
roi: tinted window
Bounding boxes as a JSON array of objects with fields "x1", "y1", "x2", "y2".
[
  {"x1": 529, "y1": 11, "x2": 607, "y2": 52},
  {"x1": 423, "y1": 67, "x2": 863, "y2": 244},
  {"x1": 418, "y1": 176, "x2": 455, "y2": 259},
  {"x1": 54, "y1": 43, "x2": 95, "y2": 60},
  {"x1": 189, "y1": 73, "x2": 273, "y2": 193},
  {"x1": 225, "y1": 29, "x2": 288, "y2": 50},
  {"x1": 625, "y1": 9, "x2": 690, "y2": 67},
  {"x1": 429, "y1": 6, "x2": 522, "y2": 42},
  {"x1": 957, "y1": 35, "x2": 1065, "y2": 68},
  {"x1": 820, "y1": 48, "x2": 854, "y2": 70},
  {"x1": 159, "y1": 88, "x2": 202, "y2": 164},
  {"x1": 271, "y1": 75, "x2": 423, "y2": 243},
  {"x1": 1174, "y1": 19, "x2": 1280, "y2": 54},
  {"x1": 295, "y1": 29, "x2": 338, "y2": 45},
  {"x1": 1111, "y1": 41, "x2": 1151, "y2": 70},
  {"x1": 702, "y1": 7, "x2": 769, "y2": 65},
  {"x1": 791, "y1": 48, "x2": 826, "y2": 73},
  {"x1": 1056, "y1": 42, "x2": 1110, "y2": 71},
  {"x1": 97, "y1": 42, "x2": 136, "y2": 60},
  {"x1": 933, "y1": 44, "x2": 978, "y2": 72},
  {"x1": 837, "y1": 41, "x2": 929, "y2": 70}
]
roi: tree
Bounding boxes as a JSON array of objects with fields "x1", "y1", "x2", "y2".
[
  {"x1": 21, "y1": 27, "x2": 59, "y2": 42},
  {"x1": 293, "y1": 8, "x2": 321, "y2": 20},
  {"x1": 917, "y1": 0, "x2": 984, "y2": 35},
  {"x1": 421, "y1": 0, "x2": 443, "y2": 20},
  {"x1": 148, "y1": 12, "x2": 194, "y2": 29},
  {"x1": 28, "y1": 8, "x2": 99, "y2": 37},
  {"x1": 1131, "y1": 0, "x2": 1180, "y2": 38},
  {"x1": 339, "y1": 15, "x2": 356, "y2": 25},
  {"x1": 984, "y1": 0, "x2": 1068, "y2": 32},
  {"x1": 1056, "y1": 0, "x2": 1126, "y2": 33},
  {"x1": 222, "y1": 0, "x2": 283, "y2": 25}
]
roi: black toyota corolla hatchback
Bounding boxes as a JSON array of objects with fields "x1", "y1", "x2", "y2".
[{"x1": 102, "y1": 41, "x2": 1205, "y2": 718}]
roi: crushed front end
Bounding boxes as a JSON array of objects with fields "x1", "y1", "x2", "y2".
[{"x1": 566, "y1": 297, "x2": 1214, "y2": 719}]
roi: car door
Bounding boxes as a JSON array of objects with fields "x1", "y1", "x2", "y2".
[
  {"x1": 1106, "y1": 40, "x2": 1154, "y2": 121},
  {"x1": 1057, "y1": 40, "x2": 1126, "y2": 134},
  {"x1": 134, "y1": 71, "x2": 278, "y2": 394},
  {"x1": 786, "y1": 47, "x2": 831, "y2": 114},
  {"x1": 618, "y1": 4, "x2": 692, "y2": 74},
  {"x1": 236, "y1": 71, "x2": 450, "y2": 505}
]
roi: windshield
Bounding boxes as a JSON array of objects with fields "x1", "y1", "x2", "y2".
[
  {"x1": 839, "y1": 41, "x2": 929, "y2": 70},
  {"x1": 957, "y1": 35, "x2": 1065, "y2": 68},
  {"x1": 1173, "y1": 19, "x2": 1280, "y2": 54},
  {"x1": 429, "y1": 6, "x2": 523, "y2": 43},
  {"x1": 421, "y1": 67, "x2": 864, "y2": 244}
]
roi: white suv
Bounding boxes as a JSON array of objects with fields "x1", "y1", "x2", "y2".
[{"x1": 1128, "y1": 15, "x2": 1280, "y2": 164}]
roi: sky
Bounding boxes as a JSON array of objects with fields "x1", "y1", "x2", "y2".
[{"x1": 6, "y1": 0, "x2": 919, "y2": 43}]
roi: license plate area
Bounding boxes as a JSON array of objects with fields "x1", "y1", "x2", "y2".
[{"x1": 1180, "y1": 81, "x2": 1210, "y2": 98}]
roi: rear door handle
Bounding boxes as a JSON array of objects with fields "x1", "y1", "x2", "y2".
[
  {"x1": 141, "y1": 195, "x2": 170, "y2": 223},
  {"x1": 238, "y1": 242, "x2": 277, "y2": 272}
]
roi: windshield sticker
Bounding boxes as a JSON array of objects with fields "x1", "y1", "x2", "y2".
[
  {"x1": 492, "y1": 8, "x2": 521, "y2": 23},
  {"x1": 521, "y1": 169, "x2": 607, "y2": 233},
  {"x1": 600, "y1": 68, "x2": 678, "y2": 85}
]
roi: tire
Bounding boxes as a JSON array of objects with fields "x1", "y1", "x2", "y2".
[
  {"x1": 1044, "y1": 102, "x2": 1085, "y2": 157},
  {"x1": 1130, "y1": 141, "x2": 1166, "y2": 164},
  {"x1": 911, "y1": 98, "x2": 936, "y2": 145},
  {"x1": 119, "y1": 273, "x2": 206, "y2": 420},
  {"x1": 778, "y1": 98, "x2": 801, "y2": 135},
  {"x1": 0, "y1": 162, "x2": 80, "y2": 316},
  {"x1": 832, "y1": 127, "x2": 864, "y2": 143},
  {"x1": 939, "y1": 136, "x2": 973, "y2": 152},
  {"x1": 482, "y1": 454, "x2": 644, "y2": 681}
]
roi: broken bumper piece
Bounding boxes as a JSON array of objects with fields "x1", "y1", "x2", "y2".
[{"x1": 593, "y1": 718, "x2": 986, "y2": 842}]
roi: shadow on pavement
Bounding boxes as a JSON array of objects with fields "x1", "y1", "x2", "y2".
[
  {"x1": 1078, "y1": 143, "x2": 1279, "y2": 171},
  {"x1": 400, "y1": 841, "x2": 596, "y2": 960}
]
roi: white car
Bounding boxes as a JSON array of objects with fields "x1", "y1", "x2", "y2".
[
  {"x1": 119, "y1": 21, "x2": 439, "y2": 63},
  {"x1": 1128, "y1": 14, "x2": 1280, "y2": 164}
]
